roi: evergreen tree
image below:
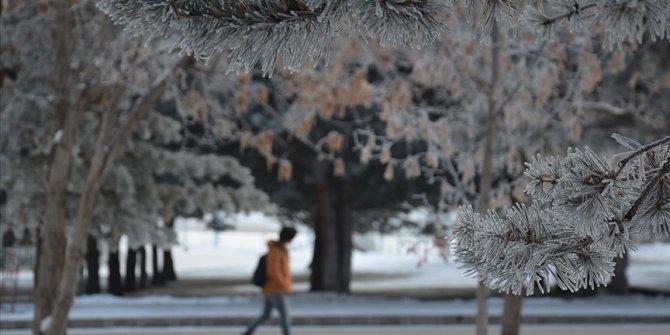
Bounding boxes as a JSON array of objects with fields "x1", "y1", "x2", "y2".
[
  {"x1": 98, "y1": 0, "x2": 669, "y2": 75},
  {"x1": 1, "y1": 2, "x2": 269, "y2": 333}
]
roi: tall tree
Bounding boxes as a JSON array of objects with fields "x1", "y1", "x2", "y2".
[
  {"x1": 87, "y1": 105, "x2": 274, "y2": 293},
  {"x1": 1, "y1": 1, "x2": 185, "y2": 333}
]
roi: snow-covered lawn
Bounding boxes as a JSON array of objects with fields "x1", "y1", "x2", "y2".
[
  {"x1": 166, "y1": 216, "x2": 670, "y2": 293},
  {"x1": 4, "y1": 213, "x2": 670, "y2": 294},
  {"x1": 1, "y1": 215, "x2": 669, "y2": 327}
]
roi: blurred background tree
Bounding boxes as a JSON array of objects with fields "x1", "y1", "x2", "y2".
[{"x1": 2, "y1": 1, "x2": 668, "y2": 335}]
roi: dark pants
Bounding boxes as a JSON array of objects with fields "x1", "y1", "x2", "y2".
[{"x1": 244, "y1": 293, "x2": 290, "y2": 335}]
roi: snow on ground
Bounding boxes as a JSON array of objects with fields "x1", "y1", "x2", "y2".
[
  {"x1": 166, "y1": 218, "x2": 670, "y2": 292},
  {"x1": 1, "y1": 215, "x2": 669, "y2": 324},
  {"x1": 168, "y1": 218, "x2": 477, "y2": 292},
  {"x1": 3, "y1": 292, "x2": 670, "y2": 321},
  {"x1": 3, "y1": 214, "x2": 670, "y2": 293}
]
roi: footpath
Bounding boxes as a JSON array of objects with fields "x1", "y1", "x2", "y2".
[{"x1": 2, "y1": 293, "x2": 670, "y2": 330}]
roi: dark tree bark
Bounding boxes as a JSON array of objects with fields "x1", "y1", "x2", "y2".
[
  {"x1": 85, "y1": 235, "x2": 101, "y2": 294},
  {"x1": 310, "y1": 176, "x2": 338, "y2": 291},
  {"x1": 501, "y1": 293, "x2": 524, "y2": 335},
  {"x1": 125, "y1": 248, "x2": 137, "y2": 292},
  {"x1": 151, "y1": 244, "x2": 165, "y2": 286},
  {"x1": 162, "y1": 249, "x2": 177, "y2": 282},
  {"x1": 335, "y1": 178, "x2": 353, "y2": 294},
  {"x1": 309, "y1": 167, "x2": 354, "y2": 294},
  {"x1": 609, "y1": 253, "x2": 629, "y2": 294},
  {"x1": 162, "y1": 218, "x2": 177, "y2": 282},
  {"x1": 107, "y1": 250, "x2": 123, "y2": 296},
  {"x1": 138, "y1": 246, "x2": 148, "y2": 289},
  {"x1": 77, "y1": 266, "x2": 86, "y2": 295},
  {"x1": 33, "y1": 228, "x2": 41, "y2": 293},
  {"x1": 2, "y1": 230, "x2": 16, "y2": 247}
]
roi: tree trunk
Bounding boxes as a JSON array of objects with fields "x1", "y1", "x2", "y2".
[
  {"x1": 162, "y1": 249, "x2": 177, "y2": 282},
  {"x1": 309, "y1": 170, "x2": 353, "y2": 294},
  {"x1": 77, "y1": 266, "x2": 86, "y2": 295},
  {"x1": 162, "y1": 218, "x2": 177, "y2": 282},
  {"x1": 476, "y1": 21, "x2": 501, "y2": 335},
  {"x1": 43, "y1": 94, "x2": 119, "y2": 335},
  {"x1": 310, "y1": 177, "x2": 339, "y2": 291},
  {"x1": 609, "y1": 253, "x2": 629, "y2": 294},
  {"x1": 107, "y1": 250, "x2": 123, "y2": 296},
  {"x1": 138, "y1": 246, "x2": 148, "y2": 289},
  {"x1": 85, "y1": 235, "x2": 101, "y2": 295},
  {"x1": 125, "y1": 248, "x2": 137, "y2": 292},
  {"x1": 501, "y1": 294, "x2": 524, "y2": 335},
  {"x1": 151, "y1": 244, "x2": 165, "y2": 286},
  {"x1": 33, "y1": 228, "x2": 41, "y2": 295},
  {"x1": 335, "y1": 178, "x2": 353, "y2": 294},
  {"x1": 33, "y1": 1, "x2": 76, "y2": 331},
  {"x1": 476, "y1": 283, "x2": 490, "y2": 335},
  {"x1": 43, "y1": 58, "x2": 190, "y2": 335},
  {"x1": 2, "y1": 231, "x2": 16, "y2": 247}
]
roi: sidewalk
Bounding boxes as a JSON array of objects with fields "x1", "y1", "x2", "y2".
[{"x1": 2, "y1": 293, "x2": 669, "y2": 330}]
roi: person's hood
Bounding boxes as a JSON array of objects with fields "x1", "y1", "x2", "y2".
[{"x1": 267, "y1": 240, "x2": 285, "y2": 250}]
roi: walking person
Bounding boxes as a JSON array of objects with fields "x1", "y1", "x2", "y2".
[{"x1": 243, "y1": 226, "x2": 297, "y2": 335}]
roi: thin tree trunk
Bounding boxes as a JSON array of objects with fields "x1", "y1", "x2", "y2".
[
  {"x1": 151, "y1": 244, "x2": 165, "y2": 286},
  {"x1": 501, "y1": 294, "x2": 524, "y2": 335},
  {"x1": 476, "y1": 21, "x2": 501, "y2": 335},
  {"x1": 85, "y1": 235, "x2": 101, "y2": 295},
  {"x1": 476, "y1": 283, "x2": 490, "y2": 335},
  {"x1": 44, "y1": 87, "x2": 121, "y2": 335},
  {"x1": 335, "y1": 178, "x2": 353, "y2": 294},
  {"x1": 33, "y1": 1, "x2": 75, "y2": 333},
  {"x1": 310, "y1": 207, "x2": 324, "y2": 291},
  {"x1": 609, "y1": 253, "x2": 629, "y2": 294},
  {"x1": 139, "y1": 246, "x2": 148, "y2": 289},
  {"x1": 33, "y1": 228, "x2": 41, "y2": 297},
  {"x1": 77, "y1": 266, "x2": 86, "y2": 295},
  {"x1": 162, "y1": 218, "x2": 177, "y2": 282},
  {"x1": 125, "y1": 248, "x2": 137, "y2": 292},
  {"x1": 107, "y1": 250, "x2": 123, "y2": 296},
  {"x1": 44, "y1": 58, "x2": 191, "y2": 335}
]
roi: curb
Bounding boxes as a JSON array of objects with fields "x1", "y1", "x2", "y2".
[{"x1": 3, "y1": 314, "x2": 670, "y2": 330}]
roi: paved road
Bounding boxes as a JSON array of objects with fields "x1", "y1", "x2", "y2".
[{"x1": 4, "y1": 324, "x2": 669, "y2": 335}]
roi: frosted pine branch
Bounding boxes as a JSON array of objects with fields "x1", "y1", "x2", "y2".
[
  {"x1": 454, "y1": 134, "x2": 670, "y2": 295},
  {"x1": 351, "y1": 0, "x2": 449, "y2": 48},
  {"x1": 97, "y1": 0, "x2": 669, "y2": 74},
  {"x1": 97, "y1": 0, "x2": 335, "y2": 75},
  {"x1": 526, "y1": 0, "x2": 670, "y2": 49},
  {"x1": 612, "y1": 135, "x2": 670, "y2": 180},
  {"x1": 97, "y1": 0, "x2": 449, "y2": 75}
]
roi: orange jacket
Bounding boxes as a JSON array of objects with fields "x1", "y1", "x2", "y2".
[{"x1": 262, "y1": 240, "x2": 292, "y2": 294}]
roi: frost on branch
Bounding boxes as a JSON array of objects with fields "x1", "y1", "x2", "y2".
[
  {"x1": 351, "y1": 0, "x2": 449, "y2": 48},
  {"x1": 97, "y1": 0, "x2": 448, "y2": 75},
  {"x1": 97, "y1": 0, "x2": 668, "y2": 74},
  {"x1": 97, "y1": 0, "x2": 332, "y2": 74},
  {"x1": 525, "y1": 0, "x2": 670, "y2": 50},
  {"x1": 454, "y1": 134, "x2": 670, "y2": 295}
]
